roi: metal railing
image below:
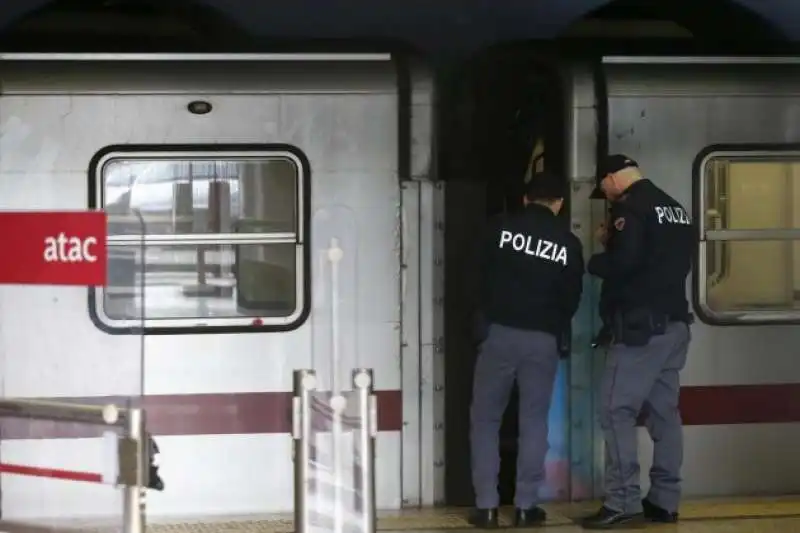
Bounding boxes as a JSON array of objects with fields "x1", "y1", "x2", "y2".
[
  {"x1": 0, "y1": 398, "x2": 148, "y2": 533},
  {"x1": 293, "y1": 368, "x2": 378, "y2": 533}
]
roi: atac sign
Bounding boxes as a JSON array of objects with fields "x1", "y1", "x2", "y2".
[{"x1": 0, "y1": 211, "x2": 107, "y2": 286}]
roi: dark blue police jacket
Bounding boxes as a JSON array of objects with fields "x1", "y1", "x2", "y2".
[{"x1": 1, "y1": 0, "x2": 799, "y2": 53}]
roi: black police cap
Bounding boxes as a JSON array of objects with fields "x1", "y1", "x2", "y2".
[
  {"x1": 524, "y1": 171, "x2": 567, "y2": 201},
  {"x1": 590, "y1": 154, "x2": 639, "y2": 199}
]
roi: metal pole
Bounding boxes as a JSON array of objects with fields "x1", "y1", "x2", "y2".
[
  {"x1": 0, "y1": 398, "x2": 130, "y2": 426},
  {"x1": 123, "y1": 407, "x2": 146, "y2": 533},
  {"x1": 353, "y1": 369, "x2": 377, "y2": 533},
  {"x1": 293, "y1": 369, "x2": 316, "y2": 533}
]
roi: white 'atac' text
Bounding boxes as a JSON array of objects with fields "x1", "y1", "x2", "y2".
[{"x1": 43, "y1": 233, "x2": 98, "y2": 263}]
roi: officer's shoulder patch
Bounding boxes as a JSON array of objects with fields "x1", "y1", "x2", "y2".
[{"x1": 613, "y1": 217, "x2": 626, "y2": 231}]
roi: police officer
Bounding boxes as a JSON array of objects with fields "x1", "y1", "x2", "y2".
[
  {"x1": 582, "y1": 155, "x2": 694, "y2": 530},
  {"x1": 469, "y1": 173, "x2": 584, "y2": 529}
]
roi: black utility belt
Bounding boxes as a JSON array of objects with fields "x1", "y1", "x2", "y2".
[{"x1": 611, "y1": 308, "x2": 692, "y2": 347}]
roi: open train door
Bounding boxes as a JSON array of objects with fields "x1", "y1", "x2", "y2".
[{"x1": 441, "y1": 51, "x2": 572, "y2": 507}]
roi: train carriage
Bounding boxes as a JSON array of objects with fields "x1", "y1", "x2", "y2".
[{"x1": 0, "y1": 0, "x2": 799, "y2": 526}]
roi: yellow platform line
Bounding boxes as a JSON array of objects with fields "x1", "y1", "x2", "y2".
[
  {"x1": 4, "y1": 497, "x2": 800, "y2": 533},
  {"x1": 136, "y1": 497, "x2": 800, "y2": 531},
  {"x1": 549, "y1": 496, "x2": 800, "y2": 523}
]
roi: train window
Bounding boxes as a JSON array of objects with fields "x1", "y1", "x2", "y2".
[
  {"x1": 90, "y1": 146, "x2": 309, "y2": 333},
  {"x1": 696, "y1": 148, "x2": 800, "y2": 324}
]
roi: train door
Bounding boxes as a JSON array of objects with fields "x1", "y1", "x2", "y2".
[{"x1": 441, "y1": 50, "x2": 571, "y2": 506}]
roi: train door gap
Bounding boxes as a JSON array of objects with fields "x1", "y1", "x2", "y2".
[{"x1": 441, "y1": 46, "x2": 567, "y2": 507}]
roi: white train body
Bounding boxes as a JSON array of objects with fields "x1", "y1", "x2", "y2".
[
  {"x1": 567, "y1": 58, "x2": 800, "y2": 500},
  {"x1": 0, "y1": 52, "x2": 799, "y2": 521},
  {"x1": 0, "y1": 53, "x2": 432, "y2": 519}
]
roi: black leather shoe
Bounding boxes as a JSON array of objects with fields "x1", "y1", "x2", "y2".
[
  {"x1": 642, "y1": 498, "x2": 678, "y2": 523},
  {"x1": 581, "y1": 506, "x2": 644, "y2": 529},
  {"x1": 514, "y1": 506, "x2": 546, "y2": 527},
  {"x1": 468, "y1": 508, "x2": 499, "y2": 528}
]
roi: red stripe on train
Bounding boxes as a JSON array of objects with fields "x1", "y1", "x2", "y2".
[
  {"x1": 637, "y1": 384, "x2": 800, "y2": 426},
  {"x1": 0, "y1": 384, "x2": 797, "y2": 439},
  {"x1": 0, "y1": 391, "x2": 402, "y2": 439}
]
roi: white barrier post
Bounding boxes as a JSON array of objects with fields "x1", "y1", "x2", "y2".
[
  {"x1": 293, "y1": 369, "x2": 317, "y2": 533},
  {"x1": 123, "y1": 407, "x2": 146, "y2": 533},
  {"x1": 296, "y1": 207, "x2": 374, "y2": 533},
  {"x1": 353, "y1": 369, "x2": 377, "y2": 533},
  {"x1": 0, "y1": 399, "x2": 148, "y2": 533}
]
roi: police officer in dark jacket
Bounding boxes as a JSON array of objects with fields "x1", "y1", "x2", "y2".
[
  {"x1": 582, "y1": 155, "x2": 694, "y2": 530},
  {"x1": 470, "y1": 173, "x2": 584, "y2": 529}
]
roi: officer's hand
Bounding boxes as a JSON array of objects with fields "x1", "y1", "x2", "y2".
[{"x1": 595, "y1": 223, "x2": 609, "y2": 245}]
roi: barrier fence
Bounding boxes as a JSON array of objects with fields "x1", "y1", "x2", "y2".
[
  {"x1": 0, "y1": 400, "x2": 148, "y2": 533},
  {"x1": 294, "y1": 207, "x2": 377, "y2": 533},
  {"x1": 293, "y1": 368, "x2": 377, "y2": 533},
  {"x1": 0, "y1": 210, "x2": 148, "y2": 530},
  {"x1": 0, "y1": 204, "x2": 376, "y2": 530}
]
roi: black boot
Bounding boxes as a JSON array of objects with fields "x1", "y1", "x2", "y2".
[
  {"x1": 468, "y1": 508, "x2": 499, "y2": 529},
  {"x1": 642, "y1": 499, "x2": 678, "y2": 523},
  {"x1": 580, "y1": 506, "x2": 643, "y2": 529},
  {"x1": 514, "y1": 506, "x2": 546, "y2": 527},
  {"x1": 147, "y1": 435, "x2": 165, "y2": 491}
]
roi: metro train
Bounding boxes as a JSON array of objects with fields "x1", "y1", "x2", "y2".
[{"x1": 1, "y1": 0, "x2": 800, "y2": 525}]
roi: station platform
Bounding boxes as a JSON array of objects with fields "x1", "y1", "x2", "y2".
[{"x1": 4, "y1": 496, "x2": 800, "y2": 533}]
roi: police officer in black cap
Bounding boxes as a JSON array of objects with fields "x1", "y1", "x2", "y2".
[
  {"x1": 469, "y1": 172, "x2": 584, "y2": 528},
  {"x1": 582, "y1": 155, "x2": 694, "y2": 530}
]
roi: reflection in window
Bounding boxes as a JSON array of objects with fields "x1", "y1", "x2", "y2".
[
  {"x1": 705, "y1": 240, "x2": 795, "y2": 311},
  {"x1": 96, "y1": 150, "x2": 306, "y2": 331},
  {"x1": 104, "y1": 243, "x2": 297, "y2": 321},
  {"x1": 698, "y1": 153, "x2": 800, "y2": 322},
  {"x1": 104, "y1": 159, "x2": 297, "y2": 235}
]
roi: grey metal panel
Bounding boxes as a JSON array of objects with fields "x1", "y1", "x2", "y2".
[
  {"x1": 605, "y1": 63, "x2": 800, "y2": 97},
  {"x1": 639, "y1": 425, "x2": 800, "y2": 498},
  {"x1": 400, "y1": 181, "x2": 422, "y2": 506},
  {"x1": 564, "y1": 63, "x2": 597, "y2": 182},
  {"x1": 420, "y1": 180, "x2": 445, "y2": 506},
  {"x1": 0, "y1": 60, "x2": 399, "y2": 94},
  {"x1": 410, "y1": 60, "x2": 435, "y2": 181},
  {"x1": 563, "y1": 63, "x2": 606, "y2": 500},
  {"x1": 409, "y1": 59, "x2": 434, "y2": 106}
]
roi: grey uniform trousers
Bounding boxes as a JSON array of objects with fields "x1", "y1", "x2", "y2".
[
  {"x1": 600, "y1": 321, "x2": 691, "y2": 514},
  {"x1": 470, "y1": 323, "x2": 560, "y2": 510}
]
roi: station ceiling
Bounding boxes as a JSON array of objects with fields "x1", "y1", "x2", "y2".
[{"x1": 0, "y1": 0, "x2": 795, "y2": 51}]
